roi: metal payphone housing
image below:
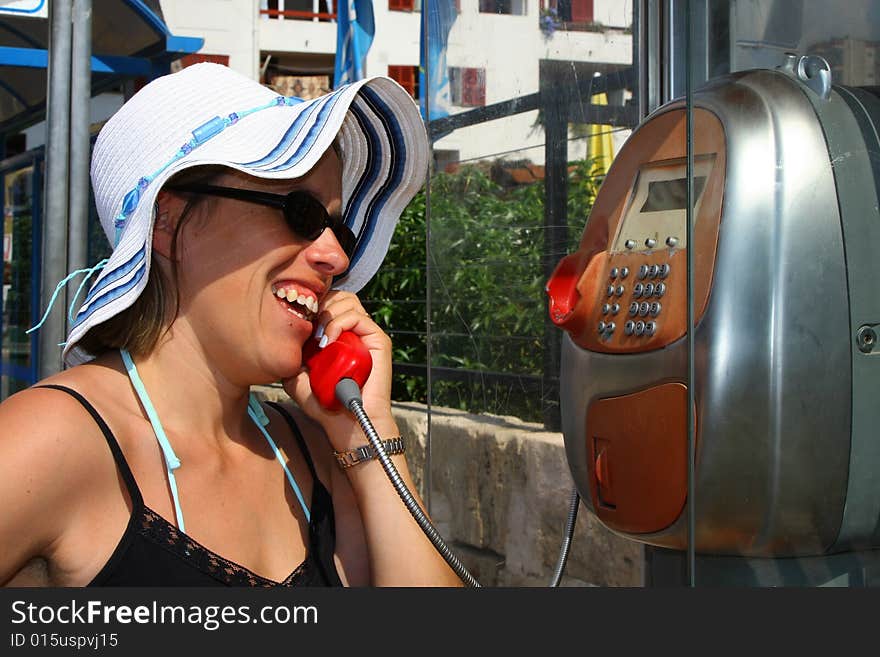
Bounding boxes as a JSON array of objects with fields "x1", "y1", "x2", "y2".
[{"x1": 550, "y1": 61, "x2": 880, "y2": 562}]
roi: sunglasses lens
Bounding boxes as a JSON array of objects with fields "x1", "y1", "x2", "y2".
[
  {"x1": 332, "y1": 225, "x2": 357, "y2": 259},
  {"x1": 284, "y1": 193, "x2": 329, "y2": 241},
  {"x1": 284, "y1": 192, "x2": 356, "y2": 259}
]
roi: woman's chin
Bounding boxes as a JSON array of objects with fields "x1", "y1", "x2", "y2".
[{"x1": 262, "y1": 352, "x2": 304, "y2": 382}]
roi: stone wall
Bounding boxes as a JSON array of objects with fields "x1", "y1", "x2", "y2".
[{"x1": 254, "y1": 387, "x2": 643, "y2": 587}]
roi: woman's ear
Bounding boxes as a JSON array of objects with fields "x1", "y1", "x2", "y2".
[{"x1": 152, "y1": 191, "x2": 178, "y2": 258}]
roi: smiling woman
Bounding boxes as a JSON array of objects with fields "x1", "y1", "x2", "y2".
[{"x1": 0, "y1": 63, "x2": 461, "y2": 588}]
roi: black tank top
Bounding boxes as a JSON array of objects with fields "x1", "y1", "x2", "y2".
[{"x1": 39, "y1": 385, "x2": 343, "y2": 587}]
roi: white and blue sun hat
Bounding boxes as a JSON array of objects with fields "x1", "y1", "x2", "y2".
[{"x1": 62, "y1": 63, "x2": 428, "y2": 366}]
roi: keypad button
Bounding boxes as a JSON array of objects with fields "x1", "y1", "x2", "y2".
[
  {"x1": 620, "y1": 267, "x2": 630, "y2": 278},
  {"x1": 666, "y1": 236, "x2": 678, "y2": 248},
  {"x1": 654, "y1": 282, "x2": 666, "y2": 297},
  {"x1": 650, "y1": 302, "x2": 661, "y2": 317},
  {"x1": 659, "y1": 263, "x2": 670, "y2": 278},
  {"x1": 610, "y1": 267, "x2": 619, "y2": 279},
  {"x1": 625, "y1": 239, "x2": 636, "y2": 250},
  {"x1": 645, "y1": 237, "x2": 657, "y2": 248},
  {"x1": 644, "y1": 283, "x2": 655, "y2": 297},
  {"x1": 615, "y1": 285, "x2": 625, "y2": 297},
  {"x1": 628, "y1": 302, "x2": 639, "y2": 316},
  {"x1": 605, "y1": 322, "x2": 616, "y2": 334},
  {"x1": 648, "y1": 264, "x2": 660, "y2": 278},
  {"x1": 598, "y1": 321, "x2": 606, "y2": 332},
  {"x1": 633, "y1": 283, "x2": 644, "y2": 298},
  {"x1": 634, "y1": 321, "x2": 646, "y2": 336},
  {"x1": 606, "y1": 285, "x2": 615, "y2": 297},
  {"x1": 624, "y1": 320, "x2": 635, "y2": 336},
  {"x1": 645, "y1": 321, "x2": 657, "y2": 336},
  {"x1": 638, "y1": 264, "x2": 649, "y2": 280},
  {"x1": 610, "y1": 303, "x2": 620, "y2": 314},
  {"x1": 602, "y1": 304, "x2": 610, "y2": 315},
  {"x1": 639, "y1": 302, "x2": 650, "y2": 317}
]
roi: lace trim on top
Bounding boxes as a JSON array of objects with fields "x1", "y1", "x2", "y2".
[{"x1": 139, "y1": 506, "x2": 308, "y2": 587}]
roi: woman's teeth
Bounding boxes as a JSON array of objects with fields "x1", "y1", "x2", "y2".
[{"x1": 272, "y1": 286, "x2": 318, "y2": 320}]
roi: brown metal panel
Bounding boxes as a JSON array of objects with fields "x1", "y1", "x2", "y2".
[{"x1": 586, "y1": 383, "x2": 694, "y2": 534}]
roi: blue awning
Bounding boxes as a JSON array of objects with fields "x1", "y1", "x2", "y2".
[{"x1": 0, "y1": 0, "x2": 203, "y2": 134}]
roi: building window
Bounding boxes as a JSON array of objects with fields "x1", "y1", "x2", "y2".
[
  {"x1": 434, "y1": 149, "x2": 460, "y2": 174},
  {"x1": 388, "y1": 65, "x2": 420, "y2": 99},
  {"x1": 547, "y1": 0, "x2": 593, "y2": 23},
  {"x1": 449, "y1": 67, "x2": 486, "y2": 107},
  {"x1": 389, "y1": 0, "x2": 421, "y2": 10},
  {"x1": 479, "y1": 0, "x2": 526, "y2": 15},
  {"x1": 179, "y1": 54, "x2": 230, "y2": 68},
  {"x1": 260, "y1": 0, "x2": 335, "y2": 21}
]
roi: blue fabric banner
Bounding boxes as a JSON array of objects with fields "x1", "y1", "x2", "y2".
[
  {"x1": 334, "y1": 0, "x2": 376, "y2": 88},
  {"x1": 419, "y1": 0, "x2": 457, "y2": 121}
]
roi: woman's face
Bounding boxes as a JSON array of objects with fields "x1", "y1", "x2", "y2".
[{"x1": 167, "y1": 148, "x2": 349, "y2": 385}]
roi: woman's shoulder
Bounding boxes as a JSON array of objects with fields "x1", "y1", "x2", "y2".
[
  {"x1": 0, "y1": 368, "x2": 120, "y2": 488},
  {"x1": 0, "y1": 369, "x2": 125, "y2": 583},
  {"x1": 0, "y1": 376, "x2": 100, "y2": 448}
]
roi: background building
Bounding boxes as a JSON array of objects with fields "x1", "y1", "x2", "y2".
[{"x1": 159, "y1": 0, "x2": 634, "y2": 166}]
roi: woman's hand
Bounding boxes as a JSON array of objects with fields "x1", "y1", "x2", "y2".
[{"x1": 281, "y1": 291, "x2": 398, "y2": 452}]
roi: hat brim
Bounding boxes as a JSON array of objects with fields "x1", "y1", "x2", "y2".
[{"x1": 64, "y1": 75, "x2": 426, "y2": 366}]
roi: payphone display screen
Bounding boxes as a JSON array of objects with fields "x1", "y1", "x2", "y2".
[{"x1": 611, "y1": 156, "x2": 715, "y2": 253}]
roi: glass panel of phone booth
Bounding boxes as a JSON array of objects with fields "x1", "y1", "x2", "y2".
[
  {"x1": 675, "y1": 0, "x2": 880, "y2": 587},
  {"x1": 410, "y1": 2, "x2": 641, "y2": 587},
  {"x1": 1, "y1": 165, "x2": 37, "y2": 400}
]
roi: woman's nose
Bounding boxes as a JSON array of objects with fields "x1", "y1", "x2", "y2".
[{"x1": 305, "y1": 227, "x2": 350, "y2": 276}]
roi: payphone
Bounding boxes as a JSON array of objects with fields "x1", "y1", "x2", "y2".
[{"x1": 547, "y1": 55, "x2": 880, "y2": 585}]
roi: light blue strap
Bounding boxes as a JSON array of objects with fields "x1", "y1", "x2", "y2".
[
  {"x1": 67, "y1": 259, "x2": 109, "y2": 322},
  {"x1": 247, "y1": 396, "x2": 311, "y2": 524},
  {"x1": 26, "y1": 260, "x2": 108, "y2": 335},
  {"x1": 120, "y1": 349, "x2": 187, "y2": 533},
  {"x1": 247, "y1": 393, "x2": 270, "y2": 426}
]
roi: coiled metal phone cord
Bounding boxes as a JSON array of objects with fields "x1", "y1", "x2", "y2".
[{"x1": 336, "y1": 379, "x2": 481, "y2": 588}]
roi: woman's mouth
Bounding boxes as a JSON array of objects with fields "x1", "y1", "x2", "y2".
[{"x1": 272, "y1": 284, "x2": 319, "y2": 323}]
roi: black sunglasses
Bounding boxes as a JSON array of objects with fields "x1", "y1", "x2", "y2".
[{"x1": 165, "y1": 183, "x2": 357, "y2": 260}]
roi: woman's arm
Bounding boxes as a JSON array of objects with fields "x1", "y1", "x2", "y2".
[
  {"x1": 0, "y1": 388, "x2": 96, "y2": 585},
  {"x1": 284, "y1": 292, "x2": 462, "y2": 587}
]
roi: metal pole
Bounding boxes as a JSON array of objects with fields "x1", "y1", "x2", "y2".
[
  {"x1": 423, "y1": 0, "x2": 433, "y2": 514},
  {"x1": 685, "y1": 0, "x2": 697, "y2": 588},
  {"x1": 40, "y1": 0, "x2": 73, "y2": 379},
  {"x1": 68, "y1": 0, "x2": 92, "y2": 319},
  {"x1": 541, "y1": 62, "x2": 567, "y2": 432}
]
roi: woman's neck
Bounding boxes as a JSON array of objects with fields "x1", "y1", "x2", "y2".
[{"x1": 124, "y1": 334, "x2": 254, "y2": 452}]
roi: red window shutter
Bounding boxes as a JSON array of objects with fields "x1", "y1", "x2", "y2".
[
  {"x1": 388, "y1": 65, "x2": 417, "y2": 98},
  {"x1": 571, "y1": 0, "x2": 593, "y2": 23},
  {"x1": 389, "y1": 0, "x2": 414, "y2": 10},
  {"x1": 462, "y1": 68, "x2": 485, "y2": 106},
  {"x1": 180, "y1": 53, "x2": 229, "y2": 68}
]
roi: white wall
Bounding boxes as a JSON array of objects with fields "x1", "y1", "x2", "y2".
[
  {"x1": 157, "y1": 0, "x2": 633, "y2": 165},
  {"x1": 595, "y1": 0, "x2": 632, "y2": 27},
  {"x1": 159, "y1": 0, "x2": 260, "y2": 78}
]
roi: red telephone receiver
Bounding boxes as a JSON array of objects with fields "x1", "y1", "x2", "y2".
[{"x1": 303, "y1": 331, "x2": 372, "y2": 411}]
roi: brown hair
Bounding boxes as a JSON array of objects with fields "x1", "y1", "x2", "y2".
[{"x1": 77, "y1": 165, "x2": 226, "y2": 359}]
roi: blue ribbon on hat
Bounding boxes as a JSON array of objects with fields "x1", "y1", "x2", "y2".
[{"x1": 112, "y1": 96, "x2": 305, "y2": 246}]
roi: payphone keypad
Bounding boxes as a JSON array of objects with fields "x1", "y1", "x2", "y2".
[{"x1": 590, "y1": 238, "x2": 681, "y2": 353}]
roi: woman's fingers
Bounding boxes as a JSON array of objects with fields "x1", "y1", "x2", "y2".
[{"x1": 314, "y1": 291, "x2": 387, "y2": 350}]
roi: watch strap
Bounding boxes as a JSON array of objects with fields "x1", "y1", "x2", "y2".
[{"x1": 334, "y1": 436, "x2": 406, "y2": 469}]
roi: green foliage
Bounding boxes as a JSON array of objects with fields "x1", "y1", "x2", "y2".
[{"x1": 361, "y1": 159, "x2": 603, "y2": 423}]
